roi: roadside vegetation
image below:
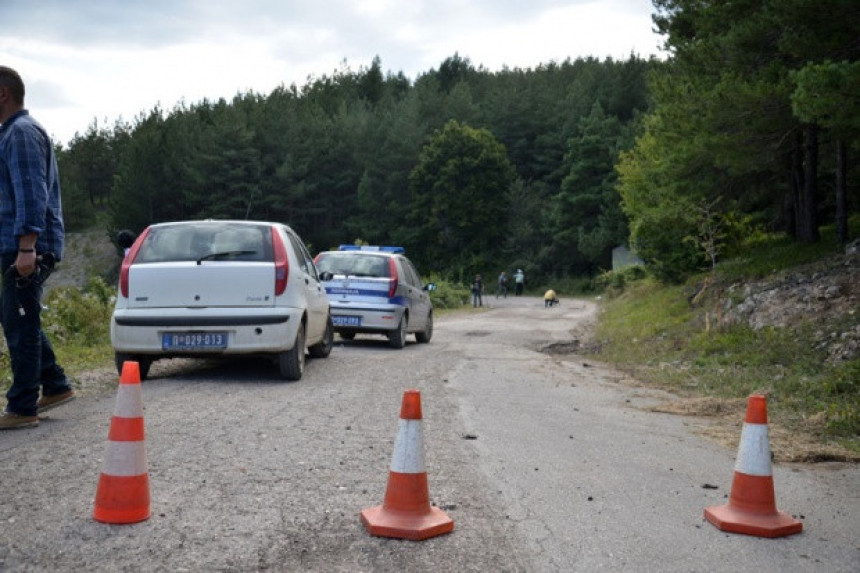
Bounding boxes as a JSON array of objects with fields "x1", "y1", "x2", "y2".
[
  {"x1": 590, "y1": 221, "x2": 859, "y2": 458},
  {"x1": 0, "y1": 277, "x2": 115, "y2": 394}
]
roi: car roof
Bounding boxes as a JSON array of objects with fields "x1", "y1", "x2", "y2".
[
  {"x1": 337, "y1": 245, "x2": 405, "y2": 254},
  {"x1": 149, "y1": 219, "x2": 282, "y2": 227}
]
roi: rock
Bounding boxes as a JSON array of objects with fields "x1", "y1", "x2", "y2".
[{"x1": 721, "y1": 248, "x2": 858, "y2": 362}]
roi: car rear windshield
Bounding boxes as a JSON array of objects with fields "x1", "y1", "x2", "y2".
[
  {"x1": 316, "y1": 253, "x2": 390, "y2": 278},
  {"x1": 136, "y1": 222, "x2": 274, "y2": 263}
]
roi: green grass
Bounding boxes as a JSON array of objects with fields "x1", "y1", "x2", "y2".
[
  {"x1": 592, "y1": 223, "x2": 860, "y2": 453},
  {"x1": 0, "y1": 278, "x2": 114, "y2": 396},
  {"x1": 719, "y1": 217, "x2": 859, "y2": 281}
]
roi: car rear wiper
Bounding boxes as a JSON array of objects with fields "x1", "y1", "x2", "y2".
[{"x1": 196, "y1": 250, "x2": 256, "y2": 265}]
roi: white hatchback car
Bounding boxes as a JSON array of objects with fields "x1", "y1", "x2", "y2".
[{"x1": 111, "y1": 220, "x2": 333, "y2": 380}]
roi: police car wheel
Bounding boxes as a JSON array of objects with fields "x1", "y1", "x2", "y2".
[
  {"x1": 415, "y1": 311, "x2": 433, "y2": 343},
  {"x1": 388, "y1": 316, "x2": 407, "y2": 349}
]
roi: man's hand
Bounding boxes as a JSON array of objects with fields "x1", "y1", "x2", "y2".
[
  {"x1": 15, "y1": 249, "x2": 37, "y2": 278},
  {"x1": 16, "y1": 233, "x2": 38, "y2": 277}
]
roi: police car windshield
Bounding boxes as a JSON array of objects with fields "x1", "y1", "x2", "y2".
[{"x1": 316, "y1": 253, "x2": 390, "y2": 278}]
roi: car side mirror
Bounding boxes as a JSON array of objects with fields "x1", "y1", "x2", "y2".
[
  {"x1": 319, "y1": 271, "x2": 333, "y2": 281},
  {"x1": 424, "y1": 283, "x2": 437, "y2": 292}
]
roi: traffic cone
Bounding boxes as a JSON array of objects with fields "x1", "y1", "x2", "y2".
[
  {"x1": 360, "y1": 389, "x2": 454, "y2": 541},
  {"x1": 93, "y1": 361, "x2": 151, "y2": 524},
  {"x1": 704, "y1": 394, "x2": 802, "y2": 538}
]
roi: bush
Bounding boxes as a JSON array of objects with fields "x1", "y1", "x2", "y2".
[
  {"x1": 0, "y1": 276, "x2": 115, "y2": 394},
  {"x1": 595, "y1": 265, "x2": 648, "y2": 295},
  {"x1": 427, "y1": 275, "x2": 471, "y2": 309},
  {"x1": 42, "y1": 276, "x2": 114, "y2": 346}
]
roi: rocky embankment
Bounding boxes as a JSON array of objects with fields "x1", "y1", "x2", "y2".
[
  {"x1": 48, "y1": 229, "x2": 121, "y2": 291},
  {"x1": 722, "y1": 239, "x2": 859, "y2": 363}
]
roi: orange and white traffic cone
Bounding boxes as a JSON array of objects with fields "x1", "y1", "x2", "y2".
[
  {"x1": 360, "y1": 389, "x2": 454, "y2": 541},
  {"x1": 704, "y1": 394, "x2": 802, "y2": 538},
  {"x1": 93, "y1": 361, "x2": 151, "y2": 524}
]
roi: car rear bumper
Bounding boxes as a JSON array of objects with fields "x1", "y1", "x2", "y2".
[
  {"x1": 328, "y1": 303, "x2": 405, "y2": 332},
  {"x1": 111, "y1": 307, "x2": 304, "y2": 355}
]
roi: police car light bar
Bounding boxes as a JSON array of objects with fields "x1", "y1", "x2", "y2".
[{"x1": 338, "y1": 245, "x2": 405, "y2": 254}]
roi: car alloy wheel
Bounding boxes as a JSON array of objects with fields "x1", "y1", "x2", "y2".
[
  {"x1": 309, "y1": 315, "x2": 334, "y2": 358},
  {"x1": 279, "y1": 322, "x2": 306, "y2": 380}
]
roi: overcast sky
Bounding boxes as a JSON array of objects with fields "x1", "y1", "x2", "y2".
[{"x1": 2, "y1": 1, "x2": 664, "y2": 146}]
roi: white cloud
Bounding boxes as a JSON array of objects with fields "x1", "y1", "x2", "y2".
[{"x1": 0, "y1": 0, "x2": 663, "y2": 145}]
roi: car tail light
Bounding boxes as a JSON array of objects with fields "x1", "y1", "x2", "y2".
[
  {"x1": 387, "y1": 258, "x2": 398, "y2": 299},
  {"x1": 119, "y1": 227, "x2": 150, "y2": 298},
  {"x1": 272, "y1": 227, "x2": 289, "y2": 296}
]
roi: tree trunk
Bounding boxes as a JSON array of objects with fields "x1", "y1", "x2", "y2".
[
  {"x1": 787, "y1": 132, "x2": 803, "y2": 239},
  {"x1": 835, "y1": 139, "x2": 848, "y2": 244},
  {"x1": 796, "y1": 123, "x2": 820, "y2": 243}
]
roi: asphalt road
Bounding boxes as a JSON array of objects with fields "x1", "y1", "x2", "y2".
[{"x1": 1, "y1": 296, "x2": 858, "y2": 572}]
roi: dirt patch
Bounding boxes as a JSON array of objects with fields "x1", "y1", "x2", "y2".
[
  {"x1": 50, "y1": 228, "x2": 121, "y2": 291},
  {"x1": 539, "y1": 340, "x2": 582, "y2": 354},
  {"x1": 646, "y1": 395, "x2": 860, "y2": 463},
  {"x1": 648, "y1": 396, "x2": 747, "y2": 418},
  {"x1": 71, "y1": 365, "x2": 121, "y2": 396}
]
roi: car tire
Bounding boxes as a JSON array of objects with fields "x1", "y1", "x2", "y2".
[
  {"x1": 114, "y1": 353, "x2": 152, "y2": 381},
  {"x1": 309, "y1": 315, "x2": 334, "y2": 358},
  {"x1": 279, "y1": 322, "x2": 306, "y2": 380},
  {"x1": 338, "y1": 332, "x2": 355, "y2": 340},
  {"x1": 388, "y1": 315, "x2": 407, "y2": 349},
  {"x1": 415, "y1": 311, "x2": 433, "y2": 343}
]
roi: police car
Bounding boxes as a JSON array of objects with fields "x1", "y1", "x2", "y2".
[{"x1": 314, "y1": 245, "x2": 435, "y2": 348}]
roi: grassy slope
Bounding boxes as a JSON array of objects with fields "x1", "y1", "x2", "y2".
[{"x1": 590, "y1": 222, "x2": 859, "y2": 461}]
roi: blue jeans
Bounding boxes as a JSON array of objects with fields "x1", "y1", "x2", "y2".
[{"x1": 2, "y1": 254, "x2": 70, "y2": 416}]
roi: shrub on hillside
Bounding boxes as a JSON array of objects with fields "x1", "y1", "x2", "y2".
[
  {"x1": 42, "y1": 276, "x2": 114, "y2": 345},
  {"x1": 0, "y1": 277, "x2": 114, "y2": 393},
  {"x1": 595, "y1": 265, "x2": 647, "y2": 295},
  {"x1": 427, "y1": 276, "x2": 471, "y2": 309}
]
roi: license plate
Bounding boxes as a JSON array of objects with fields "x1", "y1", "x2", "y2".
[
  {"x1": 332, "y1": 315, "x2": 361, "y2": 327},
  {"x1": 162, "y1": 332, "x2": 228, "y2": 350}
]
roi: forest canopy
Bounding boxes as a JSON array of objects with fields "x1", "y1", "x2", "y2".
[{"x1": 56, "y1": 2, "x2": 858, "y2": 284}]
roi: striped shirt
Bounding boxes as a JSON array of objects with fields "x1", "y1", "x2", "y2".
[{"x1": 0, "y1": 110, "x2": 65, "y2": 260}]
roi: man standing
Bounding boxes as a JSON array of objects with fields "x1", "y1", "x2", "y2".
[
  {"x1": 471, "y1": 274, "x2": 484, "y2": 307},
  {"x1": 495, "y1": 271, "x2": 507, "y2": 298},
  {"x1": 0, "y1": 66, "x2": 74, "y2": 430},
  {"x1": 514, "y1": 269, "x2": 525, "y2": 296}
]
